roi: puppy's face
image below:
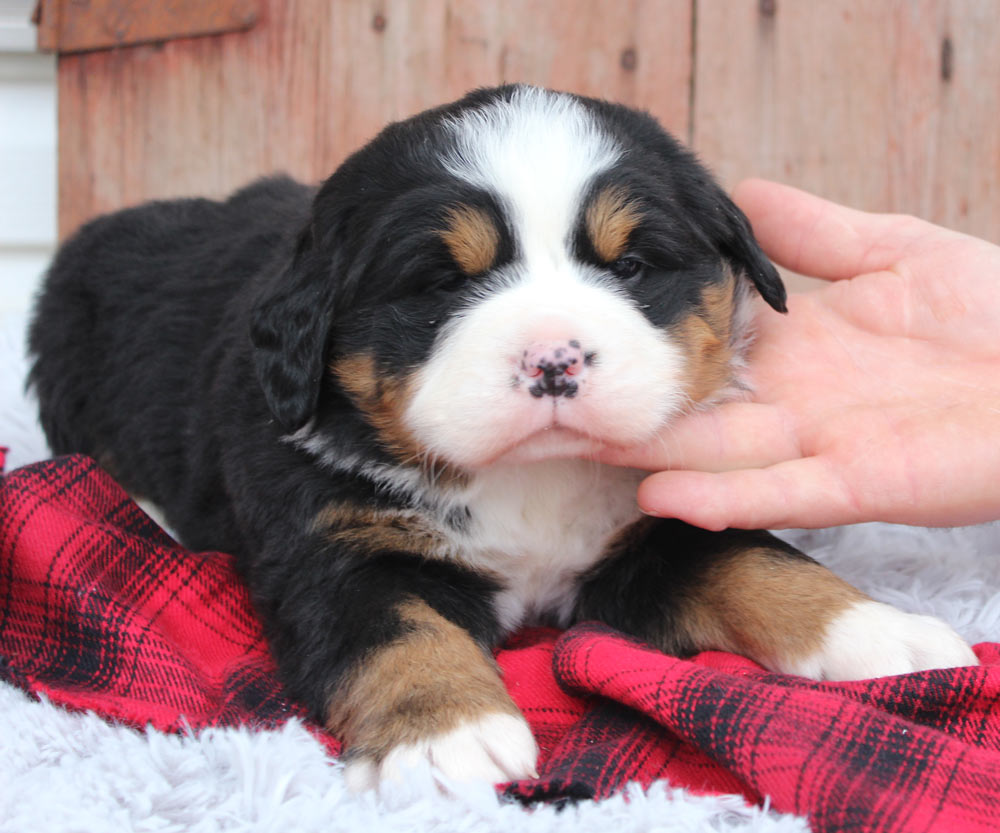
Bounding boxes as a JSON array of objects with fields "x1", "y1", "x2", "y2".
[{"x1": 252, "y1": 86, "x2": 785, "y2": 471}]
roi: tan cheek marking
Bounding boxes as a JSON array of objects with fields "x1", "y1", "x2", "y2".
[
  {"x1": 331, "y1": 353, "x2": 468, "y2": 482},
  {"x1": 327, "y1": 598, "x2": 520, "y2": 762},
  {"x1": 331, "y1": 353, "x2": 424, "y2": 463},
  {"x1": 675, "y1": 315, "x2": 731, "y2": 403},
  {"x1": 678, "y1": 548, "x2": 867, "y2": 669},
  {"x1": 586, "y1": 186, "x2": 643, "y2": 263},
  {"x1": 439, "y1": 205, "x2": 499, "y2": 276},
  {"x1": 312, "y1": 503, "x2": 448, "y2": 557},
  {"x1": 673, "y1": 274, "x2": 737, "y2": 403},
  {"x1": 700, "y1": 272, "x2": 738, "y2": 336}
]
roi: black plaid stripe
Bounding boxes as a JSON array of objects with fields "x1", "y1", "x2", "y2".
[
  {"x1": 1, "y1": 455, "x2": 293, "y2": 731},
  {"x1": 553, "y1": 625, "x2": 1000, "y2": 832}
]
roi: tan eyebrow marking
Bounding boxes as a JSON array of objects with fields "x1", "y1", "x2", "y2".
[
  {"x1": 439, "y1": 205, "x2": 500, "y2": 276},
  {"x1": 585, "y1": 186, "x2": 643, "y2": 262}
]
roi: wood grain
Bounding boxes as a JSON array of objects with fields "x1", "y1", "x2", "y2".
[
  {"x1": 55, "y1": 0, "x2": 1000, "y2": 280},
  {"x1": 56, "y1": 0, "x2": 692, "y2": 237},
  {"x1": 693, "y1": 0, "x2": 1000, "y2": 246},
  {"x1": 36, "y1": 0, "x2": 258, "y2": 53}
]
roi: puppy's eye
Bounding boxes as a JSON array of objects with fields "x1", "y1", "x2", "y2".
[{"x1": 609, "y1": 257, "x2": 643, "y2": 280}]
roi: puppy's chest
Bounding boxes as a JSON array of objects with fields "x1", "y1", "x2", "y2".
[{"x1": 443, "y1": 461, "x2": 644, "y2": 632}]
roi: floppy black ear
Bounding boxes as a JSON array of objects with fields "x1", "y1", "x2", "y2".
[
  {"x1": 715, "y1": 197, "x2": 787, "y2": 313},
  {"x1": 250, "y1": 226, "x2": 336, "y2": 432}
]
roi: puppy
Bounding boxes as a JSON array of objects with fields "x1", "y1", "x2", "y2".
[{"x1": 29, "y1": 85, "x2": 976, "y2": 791}]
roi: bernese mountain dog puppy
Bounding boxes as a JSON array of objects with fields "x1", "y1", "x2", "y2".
[{"x1": 29, "y1": 85, "x2": 976, "y2": 792}]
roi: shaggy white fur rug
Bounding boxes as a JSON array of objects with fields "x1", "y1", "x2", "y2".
[{"x1": 3, "y1": 307, "x2": 999, "y2": 833}]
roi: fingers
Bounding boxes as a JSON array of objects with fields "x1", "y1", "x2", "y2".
[
  {"x1": 636, "y1": 457, "x2": 861, "y2": 531},
  {"x1": 732, "y1": 179, "x2": 929, "y2": 282},
  {"x1": 597, "y1": 403, "x2": 802, "y2": 473}
]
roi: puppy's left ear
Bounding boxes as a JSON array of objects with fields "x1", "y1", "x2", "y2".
[
  {"x1": 250, "y1": 226, "x2": 336, "y2": 432},
  {"x1": 715, "y1": 197, "x2": 787, "y2": 313}
]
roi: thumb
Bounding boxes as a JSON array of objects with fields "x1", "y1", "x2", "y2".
[{"x1": 732, "y1": 179, "x2": 926, "y2": 282}]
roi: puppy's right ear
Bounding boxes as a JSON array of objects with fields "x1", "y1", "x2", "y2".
[{"x1": 250, "y1": 226, "x2": 335, "y2": 432}]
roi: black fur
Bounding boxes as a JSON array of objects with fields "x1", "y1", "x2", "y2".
[{"x1": 30, "y1": 86, "x2": 833, "y2": 761}]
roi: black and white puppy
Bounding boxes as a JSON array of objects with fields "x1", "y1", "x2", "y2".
[{"x1": 29, "y1": 85, "x2": 976, "y2": 791}]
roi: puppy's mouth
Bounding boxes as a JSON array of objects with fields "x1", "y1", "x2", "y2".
[{"x1": 490, "y1": 425, "x2": 603, "y2": 465}]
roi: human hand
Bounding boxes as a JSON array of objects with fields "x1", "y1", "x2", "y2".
[{"x1": 603, "y1": 179, "x2": 1000, "y2": 531}]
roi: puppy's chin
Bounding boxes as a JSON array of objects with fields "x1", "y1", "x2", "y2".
[{"x1": 489, "y1": 427, "x2": 603, "y2": 466}]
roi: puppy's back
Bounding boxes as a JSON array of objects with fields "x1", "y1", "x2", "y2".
[{"x1": 28, "y1": 175, "x2": 312, "y2": 487}]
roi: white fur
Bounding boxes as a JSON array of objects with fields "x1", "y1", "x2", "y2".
[
  {"x1": 407, "y1": 88, "x2": 688, "y2": 469},
  {"x1": 283, "y1": 423, "x2": 430, "y2": 500},
  {"x1": 280, "y1": 444, "x2": 646, "y2": 633},
  {"x1": 785, "y1": 599, "x2": 979, "y2": 681},
  {"x1": 343, "y1": 712, "x2": 539, "y2": 795},
  {"x1": 445, "y1": 86, "x2": 621, "y2": 247},
  {"x1": 446, "y1": 460, "x2": 643, "y2": 630},
  {"x1": 405, "y1": 268, "x2": 687, "y2": 468}
]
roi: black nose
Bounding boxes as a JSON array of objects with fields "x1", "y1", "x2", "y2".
[
  {"x1": 521, "y1": 341, "x2": 592, "y2": 398},
  {"x1": 529, "y1": 361, "x2": 579, "y2": 398}
]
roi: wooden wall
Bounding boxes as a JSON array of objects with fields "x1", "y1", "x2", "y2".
[
  {"x1": 693, "y1": 1, "x2": 1000, "y2": 246},
  {"x1": 56, "y1": 0, "x2": 1000, "y2": 272}
]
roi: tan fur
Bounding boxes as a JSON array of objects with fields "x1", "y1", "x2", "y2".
[
  {"x1": 332, "y1": 353, "x2": 468, "y2": 482},
  {"x1": 439, "y1": 205, "x2": 500, "y2": 276},
  {"x1": 331, "y1": 353, "x2": 424, "y2": 464},
  {"x1": 313, "y1": 502, "x2": 448, "y2": 557},
  {"x1": 585, "y1": 186, "x2": 643, "y2": 262},
  {"x1": 678, "y1": 548, "x2": 866, "y2": 669},
  {"x1": 674, "y1": 275, "x2": 737, "y2": 403},
  {"x1": 327, "y1": 598, "x2": 520, "y2": 762}
]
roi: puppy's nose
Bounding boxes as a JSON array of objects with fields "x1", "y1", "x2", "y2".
[{"x1": 520, "y1": 340, "x2": 591, "y2": 398}]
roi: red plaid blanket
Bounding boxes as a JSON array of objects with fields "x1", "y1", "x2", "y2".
[{"x1": 3, "y1": 451, "x2": 999, "y2": 831}]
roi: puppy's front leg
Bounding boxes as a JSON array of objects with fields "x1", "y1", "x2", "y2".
[
  {"x1": 255, "y1": 539, "x2": 537, "y2": 793},
  {"x1": 331, "y1": 595, "x2": 538, "y2": 791},
  {"x1": 575, "y1": 522, "x2": 977, "y2": 679}
]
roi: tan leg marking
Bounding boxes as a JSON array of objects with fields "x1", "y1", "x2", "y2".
[
  {"x1": 439, "y1": 205, "x2": 500, "y2": 276},
  {"x1": 585, "y1": 186, "x2": 643, "y2": 263},
  {"x1": 677, "y1": 547, "x2": 866, "y2": 670},
  {"x1": 327, "y1": 598, "x2": 521, "y2": 764}
]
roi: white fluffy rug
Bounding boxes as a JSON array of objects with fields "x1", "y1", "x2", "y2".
[{"x1": 3, "y1": 308, "x2": 999, "y2": 833}]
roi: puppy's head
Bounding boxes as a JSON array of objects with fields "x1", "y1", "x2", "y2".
[{"x1": 252, "y1": 85, "x2": 784, "y2": 470}]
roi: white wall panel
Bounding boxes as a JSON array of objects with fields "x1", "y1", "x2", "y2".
[{"x1": 0, "y1": 2, "x2": 55, "y2": 316}]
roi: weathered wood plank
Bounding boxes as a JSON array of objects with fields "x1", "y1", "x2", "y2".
[
  {"x1": 693, "y1": 0, "x2": 1000, "y2": 247},
  {"x1": 36, "y1": 0, "x2": 259, "y2": 54},
  {"x1": 57, "y1": 0, "x2": 692, "y2": 237}
]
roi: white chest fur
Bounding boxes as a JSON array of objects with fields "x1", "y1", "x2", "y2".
[{"x1": 446, "y1": 460, "x2": 644, "y2": 632}]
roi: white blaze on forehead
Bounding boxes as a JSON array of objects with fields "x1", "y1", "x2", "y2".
[{"x1": 444, "y1": 86, "x2": 621, "y2": 263}]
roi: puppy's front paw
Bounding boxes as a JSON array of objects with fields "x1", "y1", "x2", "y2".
[
  {"x1": 791, "y1": 600, "x2": 978, "y2": 681},
  {"x1": 328, "y1": 598, "x2": 538, "y2": 795},
  {"x1": 343, "y1": 711, "x2": 538, "y2": 793}
]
